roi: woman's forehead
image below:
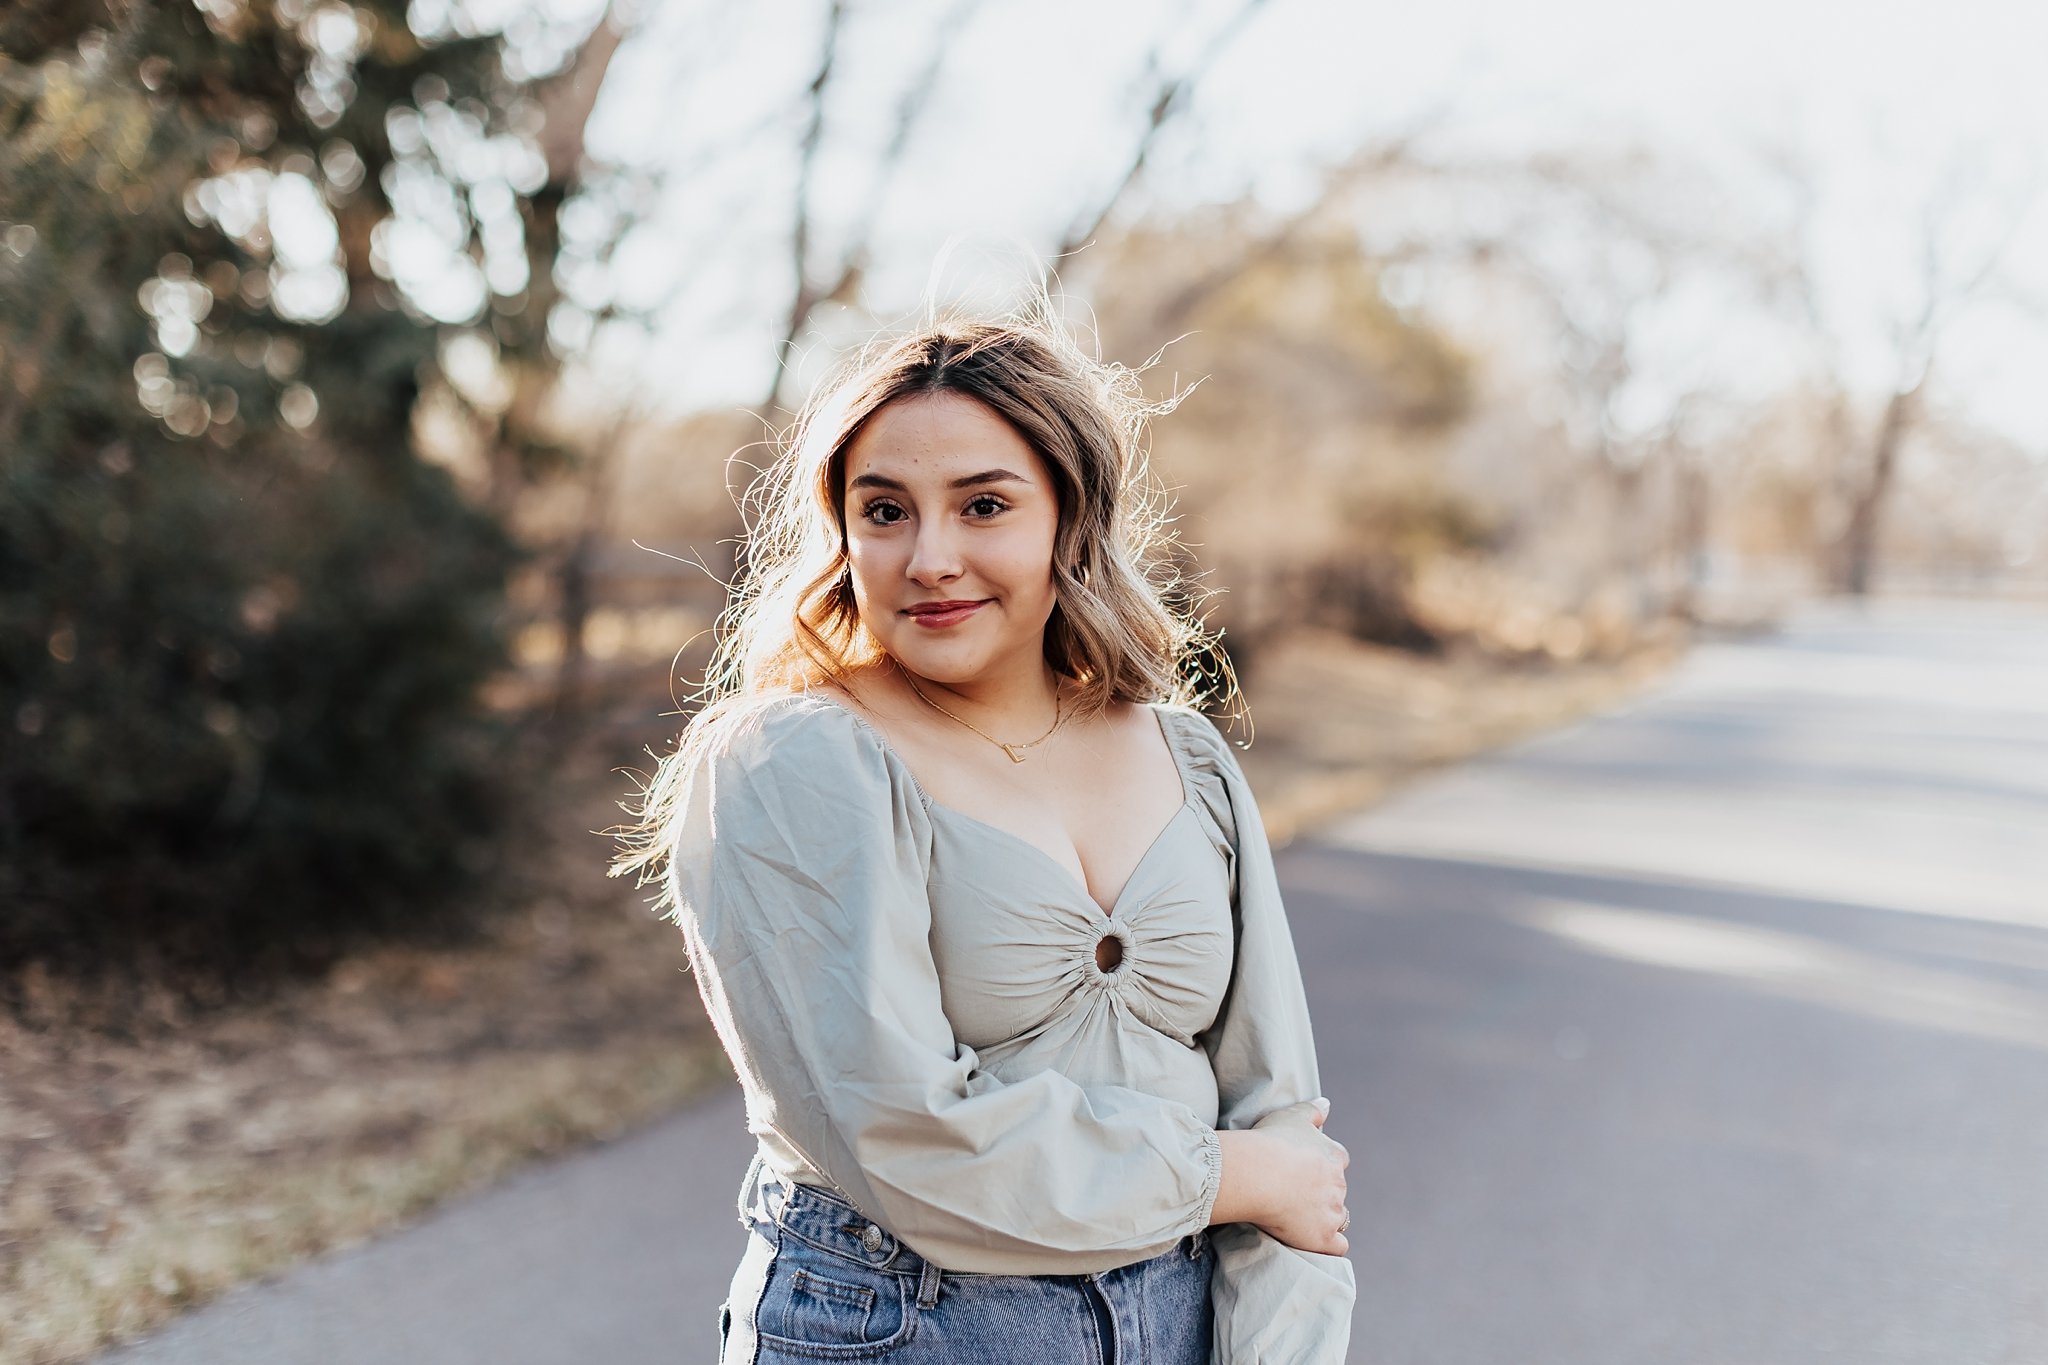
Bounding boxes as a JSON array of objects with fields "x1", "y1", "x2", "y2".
[{"x1": 844, "y1": 392, "x2": 1046, "y2": 487}]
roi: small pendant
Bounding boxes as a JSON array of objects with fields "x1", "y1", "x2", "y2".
[{"x1": 1000, "y1": 743, "x2": 1027, "y2": 763}]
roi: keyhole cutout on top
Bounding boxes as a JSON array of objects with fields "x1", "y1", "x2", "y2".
[{"x1": 1095, "y1": 934, "x2": 1124, "y2": 973}]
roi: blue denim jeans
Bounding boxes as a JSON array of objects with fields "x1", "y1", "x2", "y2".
[{"x1": 719, "y1": 1160, "x2": 1212, "y2": 1363}]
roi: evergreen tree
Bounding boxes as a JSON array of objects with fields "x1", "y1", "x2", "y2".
[{"x1": 1, "y1": 1, "x2": 557, "y2": 996}]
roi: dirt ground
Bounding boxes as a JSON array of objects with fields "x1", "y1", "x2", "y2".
[{"x1": 0, "y1": 626, "x2": 1686, "y2": 1365}]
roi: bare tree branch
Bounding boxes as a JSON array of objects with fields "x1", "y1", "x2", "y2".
[
  {"x1": 827, "y1": 0, "x2": 984, "y2": 298},
  {"x1": 763, "y1": 0, "x2": 850, "y2": 413},
  {"x1": 760, "y1": 0, "x2": 983, "y2": 413},
  {"x1": 536, "y1": 3, "x2": 632, "y2": 187},
  {"x1": 1050, "y1": 0, "x2": 1274, "y2": 269},
  {"x1": 1151, "y1": 107, "x2": 1448, "y2": 332}
]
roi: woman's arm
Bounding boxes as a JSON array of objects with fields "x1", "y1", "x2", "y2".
[
  {"x1": 668, "y1": 696, "x2": 1223, "y2": 1276},
  {"x1": 1213, "y1": 1102, "x2": 1350, "y2": 1254},
  {"x1": 1186, "y1": 711, "x2": 1358, "y2": 1365}
]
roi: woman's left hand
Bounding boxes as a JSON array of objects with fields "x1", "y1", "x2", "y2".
[{"x1": 1212, "y1": 1097, "x2": 1351, "y2": 1254}]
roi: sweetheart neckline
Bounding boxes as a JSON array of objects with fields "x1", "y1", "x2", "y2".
[
  {"x1": 799, "y1": 692, "x2": 1197, "y2": 919},
  {"x1": 929, "y1": 797, "x2": 1198, "y2": 921}
]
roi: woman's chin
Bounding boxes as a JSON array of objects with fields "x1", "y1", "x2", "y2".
[
  {"x1": 881, "y1": 634, "x2": 1002, "y2": 687},
  {"x1": 891, "y1": 651, "x2": 989, "y2": 688}
]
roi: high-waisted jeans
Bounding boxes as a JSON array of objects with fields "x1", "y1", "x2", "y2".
[{"x1": 719, "y1": 1158, "x2": 1213, "y2": 1364}]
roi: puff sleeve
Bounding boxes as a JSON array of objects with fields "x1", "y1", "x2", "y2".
[
  {"x1": 664, "y1": 694, "x2": 1225, "y2": 1275},
  {"x1": 1180, "y1": 709, "x2": 1359, "y2": 1364}
]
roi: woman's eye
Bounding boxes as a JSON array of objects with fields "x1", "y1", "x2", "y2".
[
  {"x1": 966, "y1": 495, "x2": 1008, "y2": 518},
  {"x1": 862, "y1": 500, "x2": 907, "y2": 525}
]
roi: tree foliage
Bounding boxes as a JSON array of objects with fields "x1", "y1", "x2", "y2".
[{"x1": 0, "y1": 2, "x2": 547, "y2": 991}]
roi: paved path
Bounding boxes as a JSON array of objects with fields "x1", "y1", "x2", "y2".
[{"x1": 105, "y1": 598, "x2": 2048, "y2": 1364}]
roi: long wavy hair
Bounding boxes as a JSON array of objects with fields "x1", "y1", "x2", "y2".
[{"x1": 607, "y1": 296, "x2": 1242, "y2": 915}]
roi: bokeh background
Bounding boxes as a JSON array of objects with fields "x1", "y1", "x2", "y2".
[{"x1": 4, "y1": 1, "x2": 2045, "y2": 1361}]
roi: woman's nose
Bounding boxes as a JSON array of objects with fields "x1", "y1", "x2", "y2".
[{"x1": 906, "y1": 522, "x2": 964, "y2": 583}]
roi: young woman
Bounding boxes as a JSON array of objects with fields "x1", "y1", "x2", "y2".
[{"x1": 611, "y1": 304, "x2": 1355, "y2": 1363}]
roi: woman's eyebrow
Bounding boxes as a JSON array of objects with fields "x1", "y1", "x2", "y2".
[{"x1": 848, "y1": 468, "x2": 1032, "y2": 492}]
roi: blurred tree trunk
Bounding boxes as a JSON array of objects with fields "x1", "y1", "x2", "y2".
[
  {"x1": 1830, "y1": 378, "x2": 1922, "y2": 597},
  {"x1": 491, "y1": 3, "x2": 634, "y2": 736},
  {"x1": 1760, "y1": 140, "x2": 2033, "y2": 598},
  {"x1": 1663, "y1": 445, "x2": 1712, "y2": 622},
  {"x1": 547, "y1": 406, "x2": 636, "y2": 736}
]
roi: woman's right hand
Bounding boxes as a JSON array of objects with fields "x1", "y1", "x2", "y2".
[{"x1": 1211, "y1": 1098, "x2": 1351, "y2": 1255}]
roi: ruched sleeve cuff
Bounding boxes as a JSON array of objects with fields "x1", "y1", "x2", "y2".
[{"x1": 1193, "y1": 1124, "x2": 1224, "y2": 1231}]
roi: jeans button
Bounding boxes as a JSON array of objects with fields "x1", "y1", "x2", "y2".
[{"x1": 860, "y1": 1223, "x2": 885, "y2": 1253}]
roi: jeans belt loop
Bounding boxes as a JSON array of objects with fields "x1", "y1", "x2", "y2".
[{"x1": 916, "y1": 1258, "x2": 942, "y2": 1310}]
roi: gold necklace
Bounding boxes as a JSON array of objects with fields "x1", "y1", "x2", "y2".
[{"x1": 898, "y1": 666, "x2": 1067, "y2": 764}]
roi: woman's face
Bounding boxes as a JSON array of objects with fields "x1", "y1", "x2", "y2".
[{"x1": 840, "y1": 392, "x2": 1063, "y2": 689}]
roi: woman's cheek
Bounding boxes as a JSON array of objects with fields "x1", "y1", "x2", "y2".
[
  {"x1": 844, "y1": 542, "x2": 895, "y2": 605},
  {"x1": 991, "y1": 524, "x2": 1059, "y2": 593}
]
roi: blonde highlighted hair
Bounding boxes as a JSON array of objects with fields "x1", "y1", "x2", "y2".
[{"x1": 608, "y1": 294, "x2": 1241, "y2": 914}]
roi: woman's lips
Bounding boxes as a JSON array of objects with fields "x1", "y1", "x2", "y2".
[{"x1": 905, "y1": 600, "x2": 988, "y2": 628}]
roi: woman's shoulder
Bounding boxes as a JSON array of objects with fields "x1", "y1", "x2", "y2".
[
  {"x1": 690, "y1": 688, "x2": 873, "y2": 761},
  {"x1": 661, "y1": 690, "x2": 932, "y2": 922},
  {"x1": 1150, "y1": 698, "x2": 1288, "y2": 876},
  {"x1": 688, "y1": 688, "x2": 918, "y2": 800},
  {"x1": 1145, "y1": 699, "x2": 1250, "y2": 784}
]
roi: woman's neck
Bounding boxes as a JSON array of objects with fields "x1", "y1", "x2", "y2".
[{"x1": 886, "y1": 653, "x2": 1068, "y2": 738}]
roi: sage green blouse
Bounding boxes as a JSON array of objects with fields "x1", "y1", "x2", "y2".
[{"x1": 665, "y1": 690, "x2": 1355, "y2": 1363}]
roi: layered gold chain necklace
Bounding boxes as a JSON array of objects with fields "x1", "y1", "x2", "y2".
[{"x1": 896, "y1": 663, "x2": 1068, "y2": 763}]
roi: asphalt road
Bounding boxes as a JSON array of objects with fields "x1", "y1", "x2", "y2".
[{"x1": 103, "y1": 597, "x2": 2048, "y2": 1365}]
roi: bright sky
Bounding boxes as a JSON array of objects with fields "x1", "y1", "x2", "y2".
[{"x1": 575, "y1": 0, "x2": 2048, "y2": 447}]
